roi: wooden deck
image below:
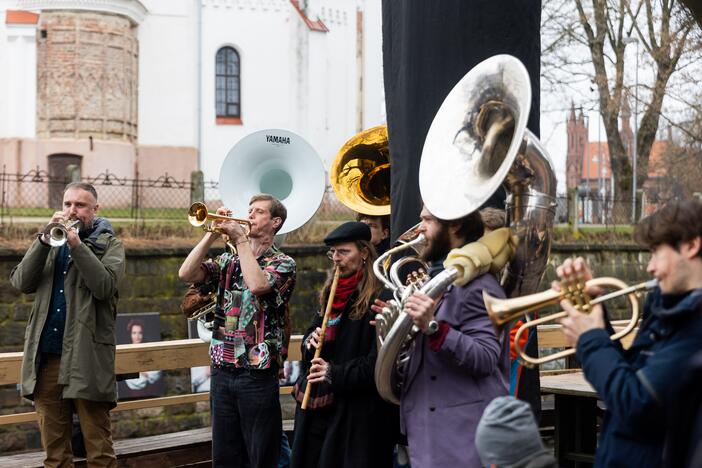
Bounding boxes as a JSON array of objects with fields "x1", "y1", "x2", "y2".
[{"x1": 0, "y1": 428, "x2": 213, "y2": 468}]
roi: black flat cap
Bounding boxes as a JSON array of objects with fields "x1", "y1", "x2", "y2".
[{"x1": 324, "y1": 221, "x2": 371, "y2": 245}]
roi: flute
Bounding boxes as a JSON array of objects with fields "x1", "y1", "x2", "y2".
[{"x1": 301, "y1": 266, "x2": 340, "y2": 410}]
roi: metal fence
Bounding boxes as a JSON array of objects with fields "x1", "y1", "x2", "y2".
[
  {"x1": 0, "y1": 166, "x2": 688, "y2": 227},
  {"x1": 558, "y1": 192, "x2": 690, "y2": 226},
  {"x1": 0, "y1": 167, "x2": 354, "y2": 225}
]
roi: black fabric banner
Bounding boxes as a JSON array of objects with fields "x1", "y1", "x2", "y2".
[
  {"x1": 382, "y1": 0, "x2": 543, "y2": 420},
  {"x1": 382, "y1": 0, "x2": 542, "y2": 239}
]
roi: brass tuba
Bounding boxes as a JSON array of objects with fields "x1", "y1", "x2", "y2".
[
  {"x1": 374, "y1": 55, "x2": 558, "y2": 404},
  {"x1": 330, "y1": 125, "x2": 391, "y2": 216}
]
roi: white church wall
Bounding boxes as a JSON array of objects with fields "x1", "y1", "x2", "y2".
[
  {"x1": 360, "y1": 0, "x2": 385, "y2": 129},
  {"x1": 306, "y1": 0, "x2": 359, "y2": 168},
  {"x1": 138, "y1": 0, "x2": 198, "y2": 148},
  {"x1": 0, "y1": 9, "x2": 37, "y2": 141},
  {"x1": 200, "y1": 0, "x2": 297, "y2": 181}
]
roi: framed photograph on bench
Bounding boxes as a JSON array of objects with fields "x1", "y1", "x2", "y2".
[
  {"x1": 279, "y1": 359, "x2": 301, "y2": 387},
  {"x1": 188, "y1": 321, "x2": 211, "y2": 392},
  {"x1": 116, "y1": 312, "x2": 165, "y2": 400}
]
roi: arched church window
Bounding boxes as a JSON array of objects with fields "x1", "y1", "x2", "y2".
[{"x1": 216, "y1": 47, "x2": 240, "y2": 118}]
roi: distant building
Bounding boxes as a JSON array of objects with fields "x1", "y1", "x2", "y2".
[
  {"x1": 0, "y1": 0, "x2": 384, "y2": 208},
  {"x1": 565, "y1": 101, "x2": 670, "y2": 221}
]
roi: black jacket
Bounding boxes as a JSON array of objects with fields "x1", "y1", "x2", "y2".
[
  {"x1": 664, "y1": 350, "x2": 702, "y2": 467},
  {"x1": 290, "y1": 293, "x2": 398, "y2": 468}
]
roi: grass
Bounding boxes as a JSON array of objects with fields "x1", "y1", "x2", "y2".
[
  {"x1": 0, "y1": 212, "x2": 638, "y2": 250},
  {"x1": 553, "y1": 224, "x2": 635, "y2": 243},
  {"x1": 0, "y1": 215, "x2": 356, "y2": 250}
]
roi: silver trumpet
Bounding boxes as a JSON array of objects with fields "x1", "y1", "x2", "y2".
[{"x1": 42, "y1": 219, "x2": 83, "y2": 247}]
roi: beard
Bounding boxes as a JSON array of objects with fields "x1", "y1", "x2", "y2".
[{"x1": 420, "y1": 224, "x2": 451, "y2": 262}]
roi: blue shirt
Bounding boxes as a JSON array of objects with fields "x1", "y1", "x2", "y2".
[{"x1": 38, "y1": 244, "x2": 70, "y2": 355}]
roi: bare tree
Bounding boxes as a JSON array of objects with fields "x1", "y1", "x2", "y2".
[
  {"x1": 649, "y1": 142, "x2": 702, "y2": 200},
  {"x1": 542, "y1": 0, "x2": 700, "y2": 215}
]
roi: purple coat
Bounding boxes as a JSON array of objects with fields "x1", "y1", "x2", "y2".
[{"x1": 400, "y1": 273, "x2": 510, "y2": 468}]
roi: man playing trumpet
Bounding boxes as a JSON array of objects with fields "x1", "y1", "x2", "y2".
[
  {"x1": 291, "y1": 221, "x2": 397, "y2": 468},
  {"x1": 179, "y1": 194, "x2": 296, "y2": 468},
  {"x1": 558, "y1": 199, "x2": 702, "y2": 468},
  {"x1": 11, "y1": 182, "x2": 125, "y2": 467}
]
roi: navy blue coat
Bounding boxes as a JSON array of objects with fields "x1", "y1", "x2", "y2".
[
  {"x1": 664, "y1": 350, "x2": 702, "y2": 467},
  {"x1": 576, "y1": 288, "x2": 702, "y2": 468}
]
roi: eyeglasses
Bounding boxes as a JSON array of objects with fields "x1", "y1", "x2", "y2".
[{"x1": 326, "y1": 248, "x2": 353, "y2": 260}]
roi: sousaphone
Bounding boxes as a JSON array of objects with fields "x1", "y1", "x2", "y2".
[
  {"x1": 195, "y1": 129, "x2": 326, "y2": 342},
  {"x1": 374, "y1": 55, "x2": 558, "y2": 404}
]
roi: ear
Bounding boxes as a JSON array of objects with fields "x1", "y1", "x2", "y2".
[
  {"x1": 272, "y1": 217, "x2": 282, "y2": 230},
  {"x1": 447, "y1": 220, "x2": 461, "y2": 237},
  {"x1": 361, "y1": 245, "x2": 369, "y2": 261},
  {"x1": 93, "y1": 203, "x2": 100, "y2": 214},
  {"x1": 683, "y1": 237, "x2": 702, "y2": 259},
  {"x1": 382, "y1": 227, "x2": 390, "y2": 239}
]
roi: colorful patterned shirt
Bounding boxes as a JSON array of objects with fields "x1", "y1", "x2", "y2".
[{"x1": 201, "y1": 245, "x2": 296, "y2": 370}]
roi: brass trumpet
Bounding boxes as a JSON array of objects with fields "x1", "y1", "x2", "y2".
[
  {"x1": 188, "y1": 202, "x2": 251, "y2": 234},
  {"x1": 484, "y1": 277, "x2": 658, "y2": 368}
]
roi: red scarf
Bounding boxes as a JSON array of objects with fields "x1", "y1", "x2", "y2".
[
  {"x1": 331, "y1": 270, "x2": 362, "y2": 312},
  {"x1": 324, "y1": 270, "x2": 362, "y2": 342}
]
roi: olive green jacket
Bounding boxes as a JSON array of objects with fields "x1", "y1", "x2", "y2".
[{"x1": 10, "y1": 233, "x2": 125, "y2": 403}]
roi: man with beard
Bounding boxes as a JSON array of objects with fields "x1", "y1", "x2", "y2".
[
  {"x1": 400, "y1": 206, "x2": 510, "y2": 467},
  {"x1": 291, "y1": 222, "x2": 397, "y2": 468},
  {"x1": 11, "y1": 182, "x2": 125, "y2": 467}
]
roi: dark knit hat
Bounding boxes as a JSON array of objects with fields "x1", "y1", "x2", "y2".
[
  {"x1": 324, "y1": 221, "x2": 371, "y2": 246},
  {"x1": 476, "y1": 396, "x2": 551, "y2": 468}
]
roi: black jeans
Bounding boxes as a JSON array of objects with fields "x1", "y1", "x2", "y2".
[{"x1": 210, "y1": 365, "x2": 282, "y2": 468}]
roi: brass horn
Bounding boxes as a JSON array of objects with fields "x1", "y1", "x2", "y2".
[
  {"x1": 484, "y1": 277, "x2": 658, "y2": 368},
  {"x1": 188, "y1": 202, "x2": 251, "y2": 233},
  {"x1": 331, "y1": 125, "x2": 390, "y2": 216}
]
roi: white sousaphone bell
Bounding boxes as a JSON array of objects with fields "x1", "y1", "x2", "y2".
[{"x1": 196, "y1": 129, "x2": 326, "y2": 342}]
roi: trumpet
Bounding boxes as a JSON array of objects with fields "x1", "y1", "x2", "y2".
[
  {"x1": 484, "y1": 277, "x2": 658, "y2": 368},
  {"x1": 188, "y1": 202, "x2": 251, "y2": 234},
  {"x1": 42, "y1": 219, "x2": 83, "y2": 247},
  {"x1": 187, "y1": 298, "x2": 217, "y2": 344}
]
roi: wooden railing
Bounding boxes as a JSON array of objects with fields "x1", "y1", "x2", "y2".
[
  {"x1": 0, "y1": 321, "x2": 636, "y2": 427},
  {"x1": 0, "y1": 335, "x2": 303, "y2": 426}
]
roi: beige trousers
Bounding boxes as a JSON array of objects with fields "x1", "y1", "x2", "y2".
[{"x1": 33, "y1": 355, "x2": 116, "y2": 468}]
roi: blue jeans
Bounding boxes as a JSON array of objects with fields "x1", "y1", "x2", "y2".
[
  {"x1": 278, "y1": 431, "x2": 291, "y2": 468},
  {"x1": 210, "y1": 366, "x2": 281, "y2": 468}
]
